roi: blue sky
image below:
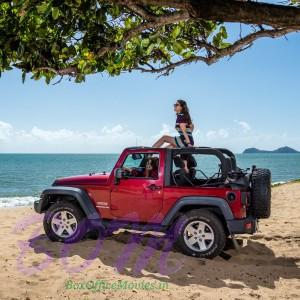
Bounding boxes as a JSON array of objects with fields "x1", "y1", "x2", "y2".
[{"x1": 0, "y1": 31, "x2": 299, "y2": 153}]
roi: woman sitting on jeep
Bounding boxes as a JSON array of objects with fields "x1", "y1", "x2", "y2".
[
  {"x1": 153, "y1": 99, "x2": 194, "y2": 173},
  {"x1": 152, "y1": 99, "x2": 194, "y2": 148}
]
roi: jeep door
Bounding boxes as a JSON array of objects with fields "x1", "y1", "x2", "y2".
[{"x1": 110, "y1": 151, "x2": 164, "y2": 222}]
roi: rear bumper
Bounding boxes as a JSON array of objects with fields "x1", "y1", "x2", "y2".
[{"x1": 227, "y1": 216, "x2": 258, "y2": 234}]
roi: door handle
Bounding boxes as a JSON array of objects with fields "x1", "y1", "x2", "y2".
[{"x1": 147, "y1": 184, "x2": 162, "y2": 191}]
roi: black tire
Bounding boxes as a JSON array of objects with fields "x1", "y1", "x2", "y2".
[
  {"x1": 250, "y1": 168, "x2": 271, "y2": 219},
  {"x1": 86, "y1": 227, "x2": 111, "y2": 239},
  {"x1": 174, "y1": 209, "x2": 226, "y2": 259},
  {"x1": 43, "y1": 201, "x2": 87, "y2": 243},
  {"x1": 85, "y1": 230, "x2": 100, "y2": 240}
]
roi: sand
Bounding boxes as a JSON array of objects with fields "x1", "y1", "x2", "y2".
[{"x1": 0, "y1": 183, "x2": 299, "y2": 300}]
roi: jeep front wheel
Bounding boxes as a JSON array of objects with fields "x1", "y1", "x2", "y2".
[
  {"x1": 43, "y1": 201, "x2": 87, "y2": 243},
  {"x1": 174, "y1": 209, "x2": 226, "y2": 258}
]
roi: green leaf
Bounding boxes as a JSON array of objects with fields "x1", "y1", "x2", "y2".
[
  {"x1": 220, "y1": 26, "x2": 228, "y2": 39},
  {"x1": 52, "y1": 7, "x2": 60, "y2": 20},
  {"x1": 78, "y1": 60, "x2": 87, "y2": 72},
  {"x1": 37, "y1": 3, "x2": 48, "y2": 14},
  {"x1": 45, "y1": 76, "x2": 51, "y2": 85},
  {"x1": 146, "y1": 43, "x2": 155, "y2": 55},
  {"x1": 172, "y1": 41, "x2": 184, "y2": 55},
  {"x1": 171, "y1": 26, "x2": 181, "y2": 39},
  {"x1": 51, "y1": 43, "x2": 60, "y2": 55},
  {"x1": 220, "y1": 42, "x2": 231, "y2": 49},
  {"x1": 114, "y1": 52, "x2": 124, "y2": 64},
  {"x1": 22, "y1": 71, "x2": 26, "y2": 84},
  {"x1": 75, "y1": 74, "x2": 85, "y2": 83},
  {"x1": 149, "y1": 32, "x2": 160, "y2": 41},
  {"x1": 111, "y1": 5, "x2": 120, "y2": 17},
  {"x1": 141, "y1": 38, "x2": 150, "y2": 48},
  {"x1": 212, "y1": 35, "x2": 221, "y2": 48},
  {"x1": 182, "y1": 51, "x2": 193, "y2": 59},
  {"x1": 17, "y1": 44, "x2": 24, "y2": 57},
  {"x1": 125, "y1": 18, "x2": 131, "y2": 29}
]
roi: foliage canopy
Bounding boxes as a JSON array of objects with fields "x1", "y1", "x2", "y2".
[{"x1": 0, "y1": 0, "x2": 299, "y2": 83}]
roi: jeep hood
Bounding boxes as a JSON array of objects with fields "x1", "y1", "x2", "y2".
[{"x1": 53, "y1": 173, "x2": 110, "y2": 186}]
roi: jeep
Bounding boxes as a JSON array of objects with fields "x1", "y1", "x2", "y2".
[{"x1": 34, "y1": 147, "x2": 271, "y2": 258}]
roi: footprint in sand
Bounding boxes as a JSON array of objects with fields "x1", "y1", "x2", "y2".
[{"x1": 189, "y1": 292, "x2": 201, "y2": 300}]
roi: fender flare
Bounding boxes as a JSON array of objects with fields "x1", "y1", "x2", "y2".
[
  {"x1": 161, "y1": 196, "x2": 234, "y2": 226},
  {"x1": 34, "y1": 186, "x2": 100, "y2": 220}
]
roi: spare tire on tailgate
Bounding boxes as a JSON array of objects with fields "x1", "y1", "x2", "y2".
[{"x1": 250, "y1": 168, "x2": 271, "y2": 219}]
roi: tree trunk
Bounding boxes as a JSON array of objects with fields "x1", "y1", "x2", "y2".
[{"x1": 131, "y1": 0, "x2": 300, "y2": 28}]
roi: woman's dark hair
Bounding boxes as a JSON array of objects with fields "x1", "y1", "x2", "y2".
[
  {"x1": 149, "y1": 157, "x2": 159, "y2": 170},
  {"x1": 177, "y1": 99, "x2": 192, "y2": 124}
]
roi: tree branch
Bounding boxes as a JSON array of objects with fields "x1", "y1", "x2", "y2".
[
  {"x1": 35, "y1": 66, "x2": 78, "y2": 76},
  {"x1": 218, "y1": 27, "x2": 295, "y2": 58},
  {"x1": 134, "y1": 27, "x2": 296, "y2": 75}
]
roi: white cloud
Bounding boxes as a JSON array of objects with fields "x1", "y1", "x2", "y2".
[
  {"x1": 101, "y1": 124, "x2": 128, "y2": 135},
  {"x1": 189, "y1": 122, "x2": 299, "y2": 153},
  {"x1": 0, "y1": 121, "x2": 13, "y2": 140},
  {"x1": 235, "y1": 120, "x2": 252, "y2": 132},
  {"x1": 0, "y1": 120, "x2": 299, "y2": 153},
  {"x1": 0, "y1": 121, "x2": 137, "y2": 153},
  {"x1": 206, "y1": 129, "x2": 229, "y2": 139},
  {"x1": 30, "y1": 127, "x2": 77, "y2": 141},
  {"x1": 151, "y1": 123, "x2": 176, "y2": 141}
]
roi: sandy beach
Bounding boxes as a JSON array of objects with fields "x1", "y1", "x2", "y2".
[{"x1": 0, "y1": 183, "x2": 299, "y2": 300}]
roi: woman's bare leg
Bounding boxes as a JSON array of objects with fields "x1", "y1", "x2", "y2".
[
  {"x1": 183, "y1": 160, "x2": 189, "y2": 173},
  {"x1": 165, "y1": 144, "x2": 175, "y2": 149},
  {"x1": 152, "y1": 135, "x2": 177, "y2": 148}
]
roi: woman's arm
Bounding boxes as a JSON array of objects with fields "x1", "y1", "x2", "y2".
[
  {"x1": 145, "y1": 168, "x2": 149, "y2": 177},
  {"x1": 123, "y1": 167, "x2": 132, "y2": 172},
  {"x1": 190, "y1": 122, "x2": 194, "y2": 132},
  {"x1": 179, "y1": 123, "x2": 191, "y2": 145}
]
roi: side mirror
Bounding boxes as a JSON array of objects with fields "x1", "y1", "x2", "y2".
[{"x1": 114, "y1": 168, "x2": 123, "y2": 185}]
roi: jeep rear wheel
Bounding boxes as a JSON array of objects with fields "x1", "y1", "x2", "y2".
[
  {"x1": 43, "y1": 201, "x2": 87, "y2": 243},
  {"x1": 174, "y1": 209, "x2": 226, "y2": 258},
  {"x1": 250, "y1": 168, "x2": 271, "y2": 219}
]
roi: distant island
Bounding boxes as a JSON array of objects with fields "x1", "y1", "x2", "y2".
[{"x1": 243, "y1": 146, "x2": 299, "y2": 154}]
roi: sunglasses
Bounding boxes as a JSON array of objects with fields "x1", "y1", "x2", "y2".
[{"x1": 174, "y1": 103, "x2": 180, "y2": 107}]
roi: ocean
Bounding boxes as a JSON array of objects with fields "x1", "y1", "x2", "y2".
[{"x1": 0, "y1": 153, "x2": 299, "y2": 208}]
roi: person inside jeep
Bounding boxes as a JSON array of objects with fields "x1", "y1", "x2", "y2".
[
  {"x1": 123, "y1": 157, "x2": 159, "y2": 178},
  {"x1": 173, "y1": 154, "x2": 197, "y2": 186},
  {"x1": 145, "y1": 157, "x2": 159, "y2": 178}
]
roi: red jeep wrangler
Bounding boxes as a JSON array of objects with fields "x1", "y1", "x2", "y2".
[{"x1": 34, "y1": 147, "x2": 271, "y2": 258}]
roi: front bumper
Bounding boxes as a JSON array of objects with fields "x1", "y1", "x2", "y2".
[
  {"x1": 227, "y1": 216, "x2": 258, "y2": 234},
  {"x1": 34, "y1": 199, "x2": 42, "y2": 213}
]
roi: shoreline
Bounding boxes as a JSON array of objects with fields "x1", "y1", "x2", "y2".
[{"x1": 271, "y1": 178, "x2": 300, "y2": 187}]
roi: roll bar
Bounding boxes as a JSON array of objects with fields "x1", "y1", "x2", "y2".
[
  {"x1": 216, "y1": 148, "x2": 237, "y2": 171},
  {"x1": 172, "y1": 147, "x2": 231, "y2": 175}
]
